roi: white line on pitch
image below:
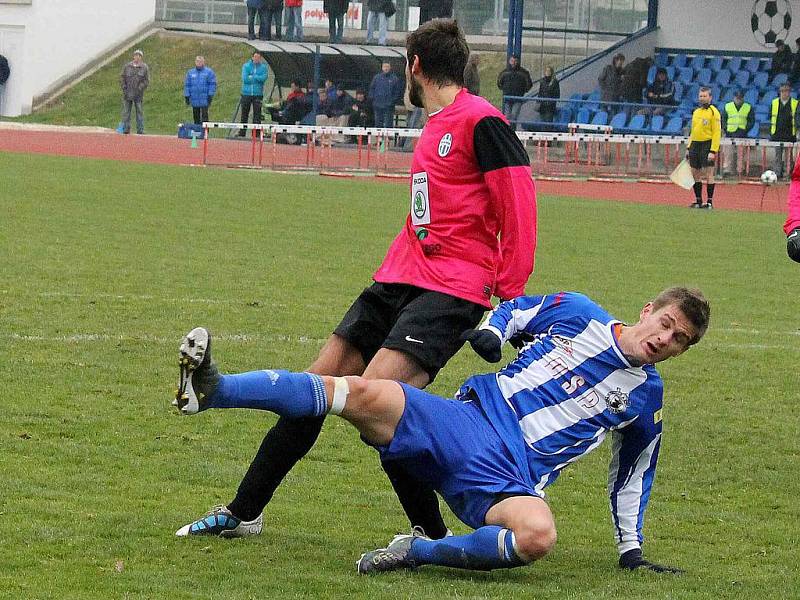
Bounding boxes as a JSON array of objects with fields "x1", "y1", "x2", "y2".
[{"x1": 4, "y1": 332, "x2": 328, "y2": 345}]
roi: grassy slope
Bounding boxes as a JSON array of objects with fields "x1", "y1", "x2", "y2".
[
  {"x1": 9, "y1": 32, "x2": 262, "y2": 134},
  {"x1": 1, "y1": 152, "x2": 799, "y2": 598},
  {"x1": 7, "y1": 30, "x2": 512, "y2": 134}
]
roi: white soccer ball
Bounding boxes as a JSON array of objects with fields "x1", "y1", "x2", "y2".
[{"x1": 761, "y1": 170, "x2": 778, "y2": 184}]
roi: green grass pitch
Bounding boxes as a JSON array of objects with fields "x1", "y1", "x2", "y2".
[{"x1": 1, "y1": 151, "x2": 798, "y2": 599}]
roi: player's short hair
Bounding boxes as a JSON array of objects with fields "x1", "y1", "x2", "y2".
[
  {"x1": 780, "y1": 82, "x2": 792, "y2": 90},
  {"x1": 652, "y1": 287, "x2": 710, "y2": 345},
  {"x1": 406, "y1": 18, "x2": 469, "y2": 87},
  {"x1": 699, "y1": 86, "x2": 711, "y2": 94}
]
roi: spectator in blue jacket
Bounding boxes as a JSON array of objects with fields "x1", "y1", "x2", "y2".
[
  {"x1": 184, "y1": 56, "x2": 217, "y2": 125},
  {"x1": 368, "y1": 61, "x2": 403, "y2": 128},
  {"x1": 239, "y1": 51, "x2": 268, "y2": 136}
]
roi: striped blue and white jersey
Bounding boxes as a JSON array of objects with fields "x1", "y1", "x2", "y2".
[{"x1": 458, "y1": 292, "x2": 664, "y2": 554}]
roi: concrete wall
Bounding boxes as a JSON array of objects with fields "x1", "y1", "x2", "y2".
[
  {"x1": 0, "y1": 0, "x2": 156, "y2": 116},
  {"x1": 658, "y1": 0, "x2": 800, "y2": 53}
]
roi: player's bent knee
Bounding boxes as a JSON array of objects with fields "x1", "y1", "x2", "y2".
[{"x1": 513, "y1": 523, "x2": 557, "y2": 561}]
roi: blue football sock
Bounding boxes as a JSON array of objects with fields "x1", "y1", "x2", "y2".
[
  {"x1": 409, "y1": 526, "x2": 526, "y2": 571},
  {"x1": 207, "y1": 370, "x2": 328, "y2": 418}
]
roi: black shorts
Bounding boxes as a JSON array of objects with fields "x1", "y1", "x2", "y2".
[
  {"x1": 688, "y1": 140, "x2": 713, "y2": 169},
  {"x1": 333, "y1": 282, "x2": 486, "y2": 382}
]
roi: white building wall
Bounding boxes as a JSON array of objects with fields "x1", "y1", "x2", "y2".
[
  {"x1": 658, "y1": 0, "x2": 800, "y2": 53},
  {"x1": 0, "y1": 0, "x2": 155, "y2": 116}
]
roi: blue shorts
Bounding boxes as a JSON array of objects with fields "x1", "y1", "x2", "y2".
[{"x1": 374, "y1": 383, "x2": 537, "y2": 529}]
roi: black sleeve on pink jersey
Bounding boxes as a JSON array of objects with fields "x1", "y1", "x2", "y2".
[{"x1": 473, "y1": 116, "x2": 530, "y2": 172}]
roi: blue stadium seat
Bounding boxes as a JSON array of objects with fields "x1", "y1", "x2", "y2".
[
  {"x1": 673, "y1": 81, "x2": 684, "y2": 100},
  {"x1": 748, "y1": 119, "x2": 764, "y2": 138},
  {"x1": 627, "y1": 114, "x2": 646, "y2": 132},
  {"x1": 761, "y1": 88, "x2": 777, "y2": 102},
  {"x1": 690, "y1": 55, "x2": 706, "y2": 70},
  {"x1": 586, "y1": 89, "x2": 601, "y2": 109},
  {"x1": 696, "y1": 68, "x2": 713, "y2": 85},
  {"x1": 753, "y1": 72, "x2": 769, "y2": 88},
  {"x1": 772, "y1": 73, "x2": 789, "y2": 87},
  {"x1": 650, "y1": 114, "x2": 665, "y2": 133},
  {"x1": 568, "y1": 93, "x2": 583, "y2": 109},
  {"x1": 647, "y1": 65, "x2": 657, "y2": 85},
  {"x1": 591, "y1": 110, "x2": 608, "y2": 126},
  {"x1": 556, "y1": 107, "x2": 572, "y2": 123},
  {"x1": 654, "y1": 52, "x2": 668, "y2": 67},
  {"x1": 609, "y1": 112, "x2": 628, "y2": 129},
  {"x1": 744, "y1": 56, "x2": 761, "y2": 73},
  {"x1": 707, "y1": 56, "x2": 723, "y2": 71},
  {"x1": 666, "y1": 66, "x2": 676, "y2": 80},
  {"x1": 744, "y1": 88, "x2": 759, "y2": 105},
  {"x1": 726, "y1": 56, "x2": 743, "y2": 72},
  {"x1": 734, "y1": 70, "x2": 751, "y2": 87},
  {"x1": 664, "y1": 116, "x2": 683, "y2": 134},
  {"x1": 759, "y1": 58, "x2": 771, "y2": 72},
  {"x1": 714, "y1": 69, "x2": 731, "y2": 86},
  {"x1": 576, "y1": 107, "x2": 591, "y2": 124},
  {"x1": 671, "y1": 53, "x2": 688, "y2": 68},
  {"x1": 678, "y1": 67, "x2": 694, "y2": 84}
]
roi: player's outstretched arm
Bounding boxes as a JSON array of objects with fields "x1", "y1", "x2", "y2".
[
  {"x1": 460, "y1": 328, "x2": 503, "y2": 363},
  {"x1": 619, "y1": 548, "x2": 684, "y2": 574}
]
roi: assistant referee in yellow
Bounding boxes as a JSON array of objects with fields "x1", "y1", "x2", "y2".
[{"x1": 686, "y1": 86, "x2": 721, "y2": 209}]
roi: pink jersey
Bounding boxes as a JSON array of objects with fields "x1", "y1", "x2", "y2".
[
  {"x1": 373, "y1": 89, "x2": 537, "y2": 308},
  {"x1": 784, "y1": 154, "x2": 800, "y2": 235}
]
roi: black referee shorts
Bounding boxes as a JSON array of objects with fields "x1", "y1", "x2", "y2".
[
  {"x1": 688, "y1": 140, "x2": 714, "y2": 169},
  {"x1": 333, "y1": 282, "x2": 486, "y2": 382}
]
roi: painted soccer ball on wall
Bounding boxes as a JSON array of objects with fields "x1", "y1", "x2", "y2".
[{"x1": 752, "y1": 0, "x2": 792, "y2": 47}]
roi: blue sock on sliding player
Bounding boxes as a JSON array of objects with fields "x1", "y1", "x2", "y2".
[
  {"x1": 409, "y1": 526, "x2": 527, "y2": 570},
  {"x1": 207, "y1": 370, "x2": 328, "y2": 418}
]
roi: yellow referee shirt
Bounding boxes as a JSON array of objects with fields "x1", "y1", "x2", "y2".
[{"x1": 688, "y1": 105, "x2": 721, "y2": 152}]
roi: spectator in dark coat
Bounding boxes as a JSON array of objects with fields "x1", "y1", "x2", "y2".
[
  {"x1": 598, "y1": 53, "x2": 625, "y2": 104},
  {"x1": 323, "y1": 0, "x2": 347, "y2": 43},
  {"x1": 268, "y1": 80, "x2": 310, "y2": 124},
  {"x1": 366, "y1": 0, "x2": 389, "y2": 46},
  {"x1": 0, "y1": 53, "x2": 9, "y2": 86},
  {"x1": 791, "y1": 37, "x2": 800, "y2": 84},
  {"x1": 771, "y1": 39, "x2": 793, "y2": 79},
  {"x1": 536, "y1": 65, "x2": 559, "y2": 122},
  {"x1": 347, "y1": 88, "x2": 373, "y2": 129},
  {"x1": 621, "y1": 56, "x2": 652, "y2": 104},
  {"x1": 645, "y1": 67, "x2": 676, "y2": 115},
  {"x1": 120, "y1": 49, "x2": 149, "y2": 134},
  {"x1": 497, "y1": 54, "x2": 532, "y2": 126},
  {"x1": 368, "y1": 61, "x2": 403, "y2": 128},
  {"x1": 263, "y1": 0, "x2": 283, "y2": 40},
  {"x1": 419, "y1": 0, "x2": 453, "y2": 23},
  {"x1": 246, "y1": 0, "x2": 268, "y2": 40},
  {"x1": 463, "y1": 54, "x2": 480, "y2": 95}
]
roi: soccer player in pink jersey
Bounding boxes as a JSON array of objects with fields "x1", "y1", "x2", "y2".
[
  {"x1": 175, "y1": 19, "x2": 538, "y2": 542},
  {"x1": 785, "y1": 155, "x2": 800, "y2": 262}
]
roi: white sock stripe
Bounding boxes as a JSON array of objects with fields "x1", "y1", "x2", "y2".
[
  {"x1": 497, "y1": 528, "x2": 508, "y2": 560},
  {"x1": 509, "y1": 531, "x2": 521, "y2": 560},
  {"x1": 330, "y1": 377, "x2": 349, "y2": 415}
]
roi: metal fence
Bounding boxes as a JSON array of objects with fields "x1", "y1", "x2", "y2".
[
  {"x1": 196, "y1": 122, "x2": 797, "y2": 185},
  {"x1": 154, "y1": 0, "x2": 649, "y2": 38}
]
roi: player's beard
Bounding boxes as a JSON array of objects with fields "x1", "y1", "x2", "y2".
[{"x1": 408, "y1": 75, "x2": 425, "y2": 109}]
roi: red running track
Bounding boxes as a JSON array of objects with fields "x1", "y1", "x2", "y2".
[{"x1": 0, "y1": 128, "x2": 788, "y2": 214}]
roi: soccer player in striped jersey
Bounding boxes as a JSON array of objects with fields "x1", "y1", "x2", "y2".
[
  {"x1": 174, "y1": 286, "x2": 708, "y2": 574},
  {"x1": 784, "y1": 154, "x2": 800, "y2": 262}
]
